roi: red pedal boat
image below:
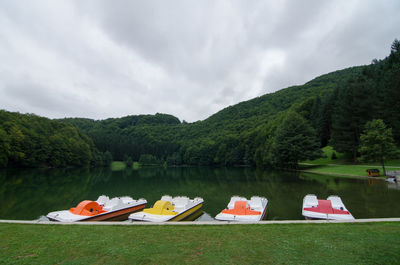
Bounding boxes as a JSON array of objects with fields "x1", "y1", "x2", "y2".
[{"x1": 302, "y1": 194, "x2": 354, "y2": 220}]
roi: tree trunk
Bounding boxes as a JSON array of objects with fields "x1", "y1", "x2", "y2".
[
  {"x1": 381, "y1": 158, "x2": 387, "y2": 176},
  {"x1": 353, "y1": 146, "x2": 358, "y2": 164}
]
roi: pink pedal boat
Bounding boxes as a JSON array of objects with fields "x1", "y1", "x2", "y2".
[{"x1": 302, "y1": 194, "x2": 354, "y2": 220}]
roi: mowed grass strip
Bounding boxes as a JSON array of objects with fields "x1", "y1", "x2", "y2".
[
  {"x1": 300, "y1": 164, "x2": 400, "y2": 177},
  {"x1": 1, "y1": 222, "x2": 399, "y2": 264}
]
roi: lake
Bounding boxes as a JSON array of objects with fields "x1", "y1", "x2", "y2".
[{"x1": 1, "y1": 166, "x2": 400, "y2": 221}]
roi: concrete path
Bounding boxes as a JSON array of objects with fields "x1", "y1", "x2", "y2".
[{"x1": 1, "y1": 218, "x2": 399, "y2": 226}]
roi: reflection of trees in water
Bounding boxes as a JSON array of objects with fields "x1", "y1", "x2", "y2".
[
  {"x1": 0, "y1": 168, "x2": 92, "y2": 219},
  {"x1": 356, "y1": 178, "x2": 393, "y2": 218},
  {"x1": 88, "y1": 167, "x2": 113, "y2": 185},
  {"x1": 299, "y1": 173, "x2": 400, "y2": 218},
  {"x1": 1, "y1": 167, "x2": 400, "y2": 220},
  {"x1": 253, "y1": 170, "x2": 313, "y2": 220}
]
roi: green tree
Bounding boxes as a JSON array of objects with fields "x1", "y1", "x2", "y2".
[
  {"x1": 316, "y1": 91, "x2": 337, "y2": 147},
  {"x1": 0, "y1": 128, "x2": 10, "y2": 167},
  {"x1": 7, "y1": 124, "x2": 25, "y2": 164},
  {"x1": 139, "y1": 154, "x2": 158, "y2": 165},
  {"x1": 359, "y1": 119, "x2": 398, "y2": 176},
  {"x1": 124, "y1": 154, "x2": 133, "y2": 167},
  {"x1": 391, "y1": 38, "x2": 400, "y2": 54},
  {"x1": 103, "y1": 151, "x2": 113, "y2": 166},
  {"x1": 382, "y1": 46, "x2": 400, "y2": 140},
  {"x1": 166, "y1": 152, "x2": 182, "y2": 165},
  {"x1": 330, "y1": 76, "x2": 374, "y2": 162},
  {"x1": 268, "y1": 112, "x2": 321, "y2": 168}
]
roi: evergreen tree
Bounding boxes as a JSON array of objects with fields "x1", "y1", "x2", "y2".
[
  {"x1": 268, "y1": 112, "x2": 321, "y2": 168},
  {"x1": 382, "y1": 40, "x2": 400, "y2": 141},
  {"x1": 390, "y1": 39, "x2": 400, "y2": 56},
  {"x1": 103, "y1": 151, "x2": 113, "y2": 166},
  {"x1": 330, "y1": 75, "x2": 374, "y2": 162},
  {"x1": 0, "y1": 128, "x2": 10, "y2": 167},
  {"x1": 123, "y1": 154, "x2": 133, "y2": 167},
  {"x1": 316, "y1": 91, "x2": 336, "y2": 147}
]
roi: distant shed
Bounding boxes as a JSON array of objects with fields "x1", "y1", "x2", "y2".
[{"x1": 366, "y1": 169, "x2": 380, "y2": 177}]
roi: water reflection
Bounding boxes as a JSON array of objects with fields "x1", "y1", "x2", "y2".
[{"x1": 0, "y1": 167, "x2": 399, "y2": 220}]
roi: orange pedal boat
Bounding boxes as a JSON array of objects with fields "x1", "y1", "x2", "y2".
[
  {"x1": 47, "y1": 195, "x2": 147, "y2": 222},
  {"x1": 215, "y1": 196, "x2": 268, "y2": 222}
]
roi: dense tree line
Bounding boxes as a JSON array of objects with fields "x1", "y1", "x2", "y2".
[
  {"x1": 0, "y1": 111, "x2": 111, "y2": 168},
  {"x1": 1, "y1": 40, "x2": 399, "y2": 169},
  {"x1": 58, "y1": 40, "x2": 399, "y2": 168},
  {"x1": 58, "y1": 64, "x2": 360, "y2": 168},
  {"x1": 61, "y1": 113, "x2": 182, "y2": 162},
  {"x1": 315, "y1": 39, "x2": 400, "y2": 162}
]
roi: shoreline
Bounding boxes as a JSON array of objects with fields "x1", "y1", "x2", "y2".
[
  {"x1": 1, "y1": 217, "x2": 400, "y2": 225},
  {"x1": 297, "y1": 169, "x2": 385, "y2": 180}
]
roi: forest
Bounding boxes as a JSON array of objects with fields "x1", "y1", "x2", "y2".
[
  {"x1": 0, "y1": 40, "x2": 399, "y2": 168},
  {"x1": 0, "y1": 111, "x2": 112, "y2": 168}
]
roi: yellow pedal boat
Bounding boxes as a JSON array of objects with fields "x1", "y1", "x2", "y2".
[{"x1": 129, "y1": 195, "x2": 203, "y2": 222}]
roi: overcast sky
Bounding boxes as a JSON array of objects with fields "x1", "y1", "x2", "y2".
[{"x1": 0, "y1": 0, "x2": 399, "y2": 122}]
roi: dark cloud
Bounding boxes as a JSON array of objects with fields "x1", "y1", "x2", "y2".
[{"x1": 0, "y1": 0, "x2": 399, "y2": 121}]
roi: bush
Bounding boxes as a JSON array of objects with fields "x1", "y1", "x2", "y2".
[{"x1": 139, "y1": 154, "x2": 159, "y2": 165}]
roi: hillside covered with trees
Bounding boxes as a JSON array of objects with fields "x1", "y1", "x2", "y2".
[
  {"x1": 1, "y1": 40, "x2": 399, "y2": 168},
  {"x1": 0, "y1": 111, "x2": 111, "y2": 168}
]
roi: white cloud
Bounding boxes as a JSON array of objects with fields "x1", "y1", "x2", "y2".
[{"x1": 0, "y1": 0, "x2": 399, "y2": 121}]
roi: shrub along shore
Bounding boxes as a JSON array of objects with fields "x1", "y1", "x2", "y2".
[{"x1": 1, "y1": 222, "x2": 399, "y2": 264}]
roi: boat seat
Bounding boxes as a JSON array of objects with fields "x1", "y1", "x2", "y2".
[
  {"x1": 103, "y1": 198, "x2": 125, "y2": 211},
  {"x1": 304, "y1": 195, "x2": 318, "y2": 207},
  {"x1": 120, "y1": 196, "x2": 134, "y2": 204},
  {"x1": 172, "y1": 197, "x2": 189, "y2": 206},
  {"x1": 172, "y1": 197, "x2": 190, "y2": 212},
  {"x1": 249, "y1": 197, "x2": 263, "y2": 210},
  {"x1": 96, "y1": 195, "x2": 109, "y2": 206},
  {"x1": 161, "y1": 195, "x2": 173, "y2": 202},
  {"x1": 227, "y1": 196, "x2": 246, "y2": 209},
  {"x1": 327, "y1": 196, "x2": 344, "y2": 209}
]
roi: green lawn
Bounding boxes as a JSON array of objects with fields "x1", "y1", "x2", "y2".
[
  {"x1": 303, "y1": 146, "x2": 347, "y2": 165},
  {"x1": 110, "y1": 161, "x2": 127, "y2": 171},
  {"x1": 111, "y1": 161, "x2": 143, "y2": 171},
  {"x1": 299, "y1": 164, "x2": 400, "y2": 177},
  {"x1": 301, "y1": 146, "x2": 400, "y2": 177},
  {"x1": 1, "y1": 222, "x2": 399, "y2": 264}
]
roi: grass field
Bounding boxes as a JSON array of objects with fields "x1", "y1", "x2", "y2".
[
  {"x1": 111, "y1": 161, "x2": 160, "y2": 171},
  {"x1": 111, "y1": 161, "x2": 143, "y2": 171},
  {"x1": 300, "y1": 146, "x2": 400, "y2": 177},
  {"x1": 110, "y1": 161, "x2": 127, "y2": 171},
  {"x1": 1, "y1": 222, "x2": 399, "y2": 264},
  {"x1": 299, "y1": 164, "x2": 400, "y2": 177}
]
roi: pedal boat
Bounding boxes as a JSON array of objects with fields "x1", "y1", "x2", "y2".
[
  {"x1": 128, "y1": 195, "x2": 203, "y2": 222},
  {"x1": 47, "y1": 195, "x2": 147, "y2": 222},
  {"x1": 215, "y1": 196, "x2": 268, "y2": 222},
  {"x1": 302, "y1": 194, "x2": 354, "y2": 220}
]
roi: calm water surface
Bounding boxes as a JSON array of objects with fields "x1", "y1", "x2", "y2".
[{"x1": 1, "y1": 166, "x2": 400, "y2": 220}]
